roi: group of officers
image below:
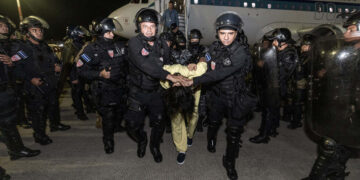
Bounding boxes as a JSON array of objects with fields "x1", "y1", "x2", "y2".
[{"x1": 1, "y1": 7, "x2": 360, "y2": 180}]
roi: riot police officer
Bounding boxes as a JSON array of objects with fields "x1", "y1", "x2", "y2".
[
  {"x1": 0, "y1": 15, "x2": 40, "y2": 159},
  {"x1": 250, "y1": 28, "x2": 298, "y2": 144},
  {"x1": 62, "y1": 25, "x2": 90, "y2": 120},
  {"x1": 125, "y1": 8, "x2": 184, "y2": 163},
  {"x1": 303, "y1": 12, "x2": 360, "y2": 180},
  {"x1": 289, "y1": 34, "x2": 314, "y2": 129},
  {"x1": 20, "y1": 16, "x2": 70, "y2": 145},
  {"x1": 187, "y1": 29, "x2": 208, "y2": 132},
  {"x1": 169, "y1": 35, "x2": 192, "y2": 65},
  {"x1": 180, "y1": 12, "x2": 253, "y2": 180},
  {"x1": 78, "y1": 18, "x2": 127, "y2": 154},
  {"x1": 272, "y1": 28, "x2": 298, "y2": 124}
]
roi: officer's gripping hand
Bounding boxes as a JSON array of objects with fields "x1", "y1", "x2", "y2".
[
  {"x1": 180, "y1": 79, "x2": 193, "y2": 87},
  {"x1": 31, "y1": 78, "x2": 43, "y2": 86},
  {"x1": 100, "y1": 68, "x2": 111, "y2": 79},
  {"x1": 0, "y1": 54, "x2": 12, "y2": 67}
]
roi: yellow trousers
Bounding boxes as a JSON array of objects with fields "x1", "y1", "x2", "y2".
[{"x1": 171, "y1": 88, "x2": 201, "y2": 153}]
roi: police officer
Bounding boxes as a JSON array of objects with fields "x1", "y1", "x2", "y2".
[
  {"x1": 169, "y1": 35, "x2": 192, "y2": 65},
  {"x1": 78, "y1": 18, "x2": 127, "y2": 154},
  {"x1": 272, "y1": 28, "x2": 298, "y2": 123},
  {"x1": 250, "y1": 28, "x2": 298, "y2": 143},
  {"x1": 187, "y1": 29, "x2": 208, "y2": 132},
  {"x1": 0, "y1": 15, "x2": 40, "y2": 159},
  {"x1": 303, "y1": 12, "x2": 360, "y2": 180},
  {"x1": 125, "y1": 8, "x2": 184, "y2": 163},
  {"x1": 20, "y1": 16, "x2": 70, "y2": 145},
  {"x1": 289, "y1": 34, "x2": 314, "y2": 129},
  {"x1": 180, "y1": 12, "x2": 253, "y2": 180},
  {"x1": 62, "y1": 25, "x2": 90, "y2": 120}
]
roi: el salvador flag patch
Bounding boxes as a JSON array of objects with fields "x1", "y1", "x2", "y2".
[
  {"x1": 17, "y1": 50, "x2": 29, "y2": 59},
  {"x1": 80, "y1": 53, "x2": 91, "y2": 63},
  {"x1": 205, "y1": 52, "x2": 211, "y2": 62}
]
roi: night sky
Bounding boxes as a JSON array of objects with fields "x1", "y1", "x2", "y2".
[{"x1": 0, "y1": 0, "x2": 130, "y2": 40}]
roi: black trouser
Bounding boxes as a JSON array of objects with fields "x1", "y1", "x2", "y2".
[
  {"x1": 27, "y1": 89, "x2": 58, "y2": 135},
  {"x1": 293, "y1": 89, "x2": 306, "y2": 125},
  {"x1": 0, "y1": 89, "x2": 25, "y2": 152},
  {"x1": 259, "y1": 88, "x2": 280, "y2": 133},
  {"x1": 125, "y1": 88, "x2": 165, "y2": 149},
  {"x1": 71, "y1": 80, "x2": 86, "y2": 115},
  {"x1": 14, "y1": 82, "x2": 28, "y2": 125},
  {"x1": 98, "y1": 105, "x2": 125, "y2": 140},
  {"x1": 207, "y1": 92, "x2": 245, "y2": 161}
]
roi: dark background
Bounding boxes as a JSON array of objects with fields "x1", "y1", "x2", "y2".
[{"x1": 0, "y1": 0, "x2": 130, "y2": 40}]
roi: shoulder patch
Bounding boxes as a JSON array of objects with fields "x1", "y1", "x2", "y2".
[
  {"x1": 80, "y1": 53, "x2": 92, "y2": 63},
  {"x1": 11, "y1": 50, "x2": 29, "y2": 61},
  {"x1": 205, "y1": 52, "x2": 212, "y2": 62}
]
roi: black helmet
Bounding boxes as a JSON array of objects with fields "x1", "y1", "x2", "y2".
[
  {"x1": 134, "y1": 8, "x2": 159, "y2": 32},
  {"x1": 94, "y1": 18, "x2": 116, "y2": 35},
  {"x1": 215, "y1": 11, "x2": 243, "y2": 31},
  {"x1": 66, "y1": 25, "x2": 89, "y2": 40},
  {"x1": 189, "y1": 29, "x2": 202, "y2": 39},
  {"x1": 268, "y1": 28, "x2": 295, "y2": 44},
  {"x1": 343, "y1": 12, "x2": 360, "y2": 30},
  {"x1": 160, "y1": 32, "x2": 174, "y2": 42},
  {"x1": 170, "y1": 23, "x2": 178, "y2": 31},
  {"x1": 301, "y1": 34, "x2": 316, "y2": 46},
  {"x1": 0, "y1": 15, "x2": 16, "y2": 37},
  {"x1": 20, "y1": 16, "x2": 49, "y2": 34},
  {"x1": 175, "y1": 34, "x2": 186, "y2": 44}
]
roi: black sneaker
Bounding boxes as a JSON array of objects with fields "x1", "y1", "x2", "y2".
[
  {"x1": 177, "y1": 152, "x2": 186, "y2": 165},
  {"x1": 187, "y1": 138, "x2": 193, "y2": 147}
]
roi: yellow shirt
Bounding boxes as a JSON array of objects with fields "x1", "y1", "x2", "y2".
[{"x1": 161, "y1": 62, "x2": 207, "y2": 89}]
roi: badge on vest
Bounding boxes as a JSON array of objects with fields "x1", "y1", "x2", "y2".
[
  {"x1": 211, "y1": 61, "x2": 216, "y2": 70},
  {"x1": 108, "y1": 50, "x2": 114, "y2": 58},
  {"x1": 76, "y1": 59, "x2": 84, "y2": 67},
  {"x1": 11, "y1": 50, "x2": 28, "y2": 61},
  {"x1": 141, "y1": 48, "x2": 149, "y2": 56},
  {"x1": 223, "y1": 58, "x2": 232, "y2": 66}
]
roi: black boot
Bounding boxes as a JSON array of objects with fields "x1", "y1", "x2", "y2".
[
  {"x1": 50, "y1": 123, "x2": 71, "y2": 132},
  {"x1": 127, "y1": 127, "x2": 148, "y2": 158},
  {"x1": 303, "y1": 138, "x2": 351, "y2": 180},
  {"x1": 249, "y1": 132, "x2": 270, "y2": 144},
  {"x1": 103, "y1": 138, "x2": 114, "y2": 154},
  {"x1": 2, "y1": 126, "x2": 41, "y2": 160},
  {"x1": 77, "y1": 113, "x2": 89, "y2": 121},
  {"x1": 150, "y1": 128, "x2": 164, "y2": 163},
  {"x1": 223, "y1": 156, "x2": 238, "y2": 180},
  {"x1": 0, "y1": 166, "x2": 10, "y2": 180},
  {"x1": 33, "y1": 133, "x2": 53, "y2": 145},
  {"x1": 207, "y1": 125, "x2": 219, "y2": 153},
  {"x1": 223, "y1": 127, "x2": 242, "y2": 180}
]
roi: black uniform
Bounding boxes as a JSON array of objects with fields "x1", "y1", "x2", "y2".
[
  {"x1": 22, "y1": 40, "x2": 69, "y2": 144},
  {"x1": 79, "y1": 38, "x2": 127, "y2": 153},
  {"x1": 0, "y1": 37, "x2": 40, "y2": 159},
  {"x1": 192, "y1": 40, "x2": 252, "y2": 175},
  {"x1": 62, "y1": 38, "x2": 91, "y2": 120},
  {"x1": 125, "y1": 33, "x2": 170, "y2": 162},
  {"x1": 292, "y1": 51, "x2": 310, "y2": 127},
  {"x1": 278, "y1": 46, "x2": 298, "y2": 122}
]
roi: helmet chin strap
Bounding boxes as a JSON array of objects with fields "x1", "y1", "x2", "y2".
[
  {"x1": 28, "y1": 32, "x2": 42, "y2": 43},
  {"x1": 140, "y1": 33, "x2": 156, "y2": 42}
]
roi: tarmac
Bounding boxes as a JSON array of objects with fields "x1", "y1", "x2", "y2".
[{"x1": 1, "y1": 90, "x2": 359, "y2": 180}]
